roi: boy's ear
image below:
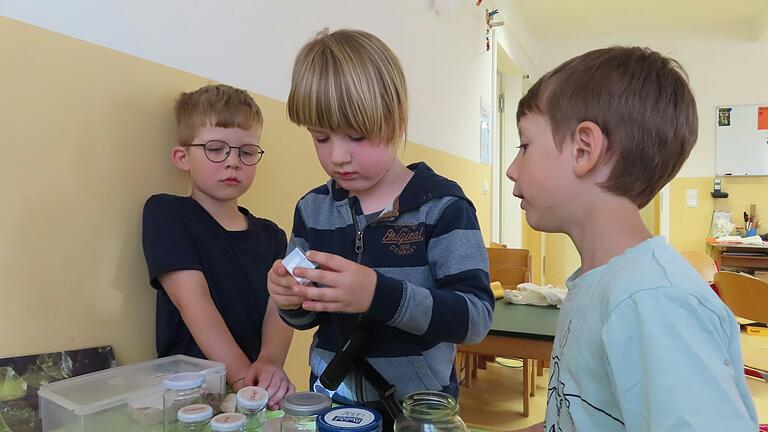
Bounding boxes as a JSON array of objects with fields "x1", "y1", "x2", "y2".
[
  {"x1": 570, "y1": 121, "x2": 608, "y2": 178},
  {"x1": 171, "y1": 145, "x2": 191, "y2": 171}
]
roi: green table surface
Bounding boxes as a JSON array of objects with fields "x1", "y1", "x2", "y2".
[{"x1": 488, "y1": 299, "x2": 559, "y2": 340}]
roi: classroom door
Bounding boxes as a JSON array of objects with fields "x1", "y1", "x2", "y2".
[{"x1": 492, "y1": 43, "x2": 524, "y2": 248}]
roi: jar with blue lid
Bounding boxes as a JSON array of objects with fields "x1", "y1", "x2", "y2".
[
  {"x1": 177, "y1": 403, "x2": 214, "y2": 431},
  {"x1": 164, "y1": 372, "x2": 206, "y2": 431},
  {"x1": 236, "y1": 386, "x2": 269, "y2": 431},
  {"x1": 210, "y1": 412, "x2": 247, "y2": 431},
  {"x1": 316, "y1": 407, "x2": 382, "y2": 432}
]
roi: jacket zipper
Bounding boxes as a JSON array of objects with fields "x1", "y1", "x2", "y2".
[
  {"x1": 350, "y1": 198, "x2": 364, "y2": 263},
  {"x1": 349, "y1": 197, "x2": 366, "y2": 404}
]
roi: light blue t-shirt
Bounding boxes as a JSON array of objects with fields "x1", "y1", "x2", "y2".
[{"x1": 545, "y1": 237, "x2": 757, "y2": 431}]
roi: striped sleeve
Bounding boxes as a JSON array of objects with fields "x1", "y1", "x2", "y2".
[
  {"x1": 277, "y1": 203, "x2": 320, "y2": 330},
  {"x1": 365, "y1": 198, "x2": 494, "y2": 343}
]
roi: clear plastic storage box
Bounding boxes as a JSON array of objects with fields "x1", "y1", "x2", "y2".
[{"x1": 38, "y1": 355, "x2": 226, "y2": 432}]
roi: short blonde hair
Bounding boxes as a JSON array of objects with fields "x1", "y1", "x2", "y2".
[
  {"x1": 287, "y1": 29, "x2": 408, "y2": 147},
  {"x1": 174, "y1": 84, "x2": 262, "y2": 146}
]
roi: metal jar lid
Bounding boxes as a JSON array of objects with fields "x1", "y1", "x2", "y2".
[{"x1": 281, "y1": 391, "x2": 332, "y2": 416}]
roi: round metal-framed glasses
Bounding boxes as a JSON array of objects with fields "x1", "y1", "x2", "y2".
[{"x1": 186, "y1": 140, "x2": 265, "y2": 166}]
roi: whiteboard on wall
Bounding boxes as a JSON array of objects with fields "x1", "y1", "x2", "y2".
[{"x1": 715, "y1": 104, "x2": 768, "y2": 176}]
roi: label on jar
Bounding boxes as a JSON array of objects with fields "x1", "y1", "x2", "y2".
[
  {"x1": 180, "y1": 405, "x2": 210, "y2": 416},
  {"x1": 211, "y1": 412, "x2": 246, "y2": 428},
  {"x1": 323, "y1": 408, "x2": 375, "y2": 428}
]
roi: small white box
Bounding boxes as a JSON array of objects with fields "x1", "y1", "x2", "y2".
[
  {"x1": 38, "y1": 355, "x2": 225, "y2": 431},
  {"x1": 283, "y1": 248, "x2": 317, "y2": 285}
]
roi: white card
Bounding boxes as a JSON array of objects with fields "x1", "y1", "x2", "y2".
[{"x1": 283, "y1": 248, "x2": 316, "y2": 285}]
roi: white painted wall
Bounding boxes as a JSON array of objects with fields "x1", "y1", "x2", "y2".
[
  {"x1": 0, "y1": 0, "x2": 538, "y2": 163},
  {"x1": 535, "y1": 30, "x2": 768, "y2": 178},
  {"x1": 499, "y1": 72, "x2": 523, "y2": 248}
]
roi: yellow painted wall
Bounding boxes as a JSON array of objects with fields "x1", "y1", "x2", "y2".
[
  {"x1": 521, "y1": 218, "x2": 542, "y2": 285},
  {"x1": 669, "y1": 176, "x2": 768, "y2": 252},
  {"x1": 0, "y1": 16, "x2": 491, "y2": 390}
]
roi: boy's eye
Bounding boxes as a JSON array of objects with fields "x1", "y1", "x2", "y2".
[
  {"x1": 517, "y1": 144, "x2": 529, "y2": 153},
  {"x1": 349, "y1": 136, "x2": 365, "y2": 142},
  {"x1": 207, "y1": 145, "x2": 226, "y2": 153},
  {"x1": 314, "y1": 136, "x2": 329, "y2": 143}
]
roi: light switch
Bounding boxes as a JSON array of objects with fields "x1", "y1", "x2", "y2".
[
  {"x1": 482, "y1": 180, "x2": 489, "y2": 194},
  {"x1": 685, "y1": 189, "x2": 698, "y2": 208}
]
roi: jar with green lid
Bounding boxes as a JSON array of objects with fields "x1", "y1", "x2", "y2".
[{"x1": 393, "y1": 391, "x2": 467, "y2": 432}]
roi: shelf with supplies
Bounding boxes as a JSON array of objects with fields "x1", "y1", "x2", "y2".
[{"x1": 708, "y1": 241, "x2": 768, "y2": 271}]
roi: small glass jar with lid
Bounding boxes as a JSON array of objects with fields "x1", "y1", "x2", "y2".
[
  {"x1": 177, "y1": 403, "x2": 214, "y2": 431},
  {"x1": 236, "y1": 386, "x2": 269, "y2": 431},
  {"x1": 164, "y1": 372, "x2": 206, "y2": 431},
  {"x1": 393, "y1": 391, "x2": 467, "y2": 432},
  {"x1": 280, "y1": 392, "x2": 332, "y2": 432},
  {"x1": 210, "y1": 412, "x2": 247, "y2": 432}
]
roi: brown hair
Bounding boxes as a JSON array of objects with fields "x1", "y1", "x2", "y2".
[
  {"x1": 174, "y1": 84, "x2": 262, "y2": 146},
  {"x1": 518, "y1": 46, "x2": 698, "y2": 208},
  {"x1": 287, "y1": 28, "x2": 408, "y2": 147}
]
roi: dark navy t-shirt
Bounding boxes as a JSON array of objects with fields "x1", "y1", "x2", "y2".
[{"x1": 142, "y1": 194, "x2": 286, "y2": 361}]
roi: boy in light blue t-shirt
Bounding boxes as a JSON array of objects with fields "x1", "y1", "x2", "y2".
[{"x1": 508, "y1": 47, "x2": 757, "y2": 431}]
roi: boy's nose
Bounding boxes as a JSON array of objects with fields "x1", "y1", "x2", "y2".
[
  {"x1": 506, "y1": 160, "x2": 518, "y2": 182},
  {"x1": 224, "y1": 149, "x2": 242, "y2": 168},
  {"x1": 330, "y1": 143, "x2": 352, "y2": 165}
]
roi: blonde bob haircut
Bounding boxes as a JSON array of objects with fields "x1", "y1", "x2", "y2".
[{"x1": 287, "y1": 28, "x2": 408, "y2": 147}]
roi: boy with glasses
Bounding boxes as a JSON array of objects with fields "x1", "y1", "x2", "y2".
[{"x1": 142, "y1": 84, "x2": 294, "y2": 409}]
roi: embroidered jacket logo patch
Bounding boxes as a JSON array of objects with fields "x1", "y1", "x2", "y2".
[{"x1": 381, "y1": 225, "x2": 424, "y2": 255}]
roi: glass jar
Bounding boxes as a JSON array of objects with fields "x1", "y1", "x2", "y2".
[
  {"x1": 164, "y1": 372, "x2": 206, "y2": 432},
  {"x1": 316, "y1": 406, "x2": 382, "y2": 432},
  {"x1": 280, "y1": 392, "x2": 332, "y2": 432},
  {"x1": 210, "y1": 413, "x2": 247, "y2": 432},
  {"x1": 394, "y1": 391, "x2": 467, "y2": 432},
  {"x1": 177, "y1": 403, "x2": 214, "y2": 432},
  {"x1": 236, "y1": 386, "x2": 269, "y2": 432}
]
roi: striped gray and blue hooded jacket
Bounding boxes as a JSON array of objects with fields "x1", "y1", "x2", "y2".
[{"x1": 279, "y1": 162, "x2": 493, "y2": 403}]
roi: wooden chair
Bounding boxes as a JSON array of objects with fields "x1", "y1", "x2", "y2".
[
  {"x1": 456, "y1": 246, "x2": 539, "y2": 415},
  {"x1": 487, "y1": 247, "x2": 532, "y2": 289},
  {"x1": 714, "y1": 271, "x2": 768, "y2": 323},
  {"x1": 714, "y1": 271, "x2": 768, "y2": 383},
  {"x1": 681, "y1": 250, "x2": 718, "y2": 284}
]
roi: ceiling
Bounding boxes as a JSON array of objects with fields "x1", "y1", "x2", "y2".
[{"x1": 500, "y1": 0, "x2": 768, "y2": 41}]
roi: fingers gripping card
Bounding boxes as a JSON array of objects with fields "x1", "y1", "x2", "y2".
[{"x1": 283, "y1": 248, "x2": 317, "y2": 285}]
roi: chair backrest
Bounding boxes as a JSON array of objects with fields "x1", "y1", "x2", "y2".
[
  {"x1": 681, "y1": 250, "x2": 718, "y2": 283},
  {"x1": 714, "y1": 271, "x2": 768, "y2": 323},
  {"x1": 487, "y1": 247, "x2": 531, "y2": 289}
]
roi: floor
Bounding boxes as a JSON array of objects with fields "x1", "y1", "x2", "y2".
[{"x1": 459, "y1": 359, "x2": 768, "y2": 431}]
